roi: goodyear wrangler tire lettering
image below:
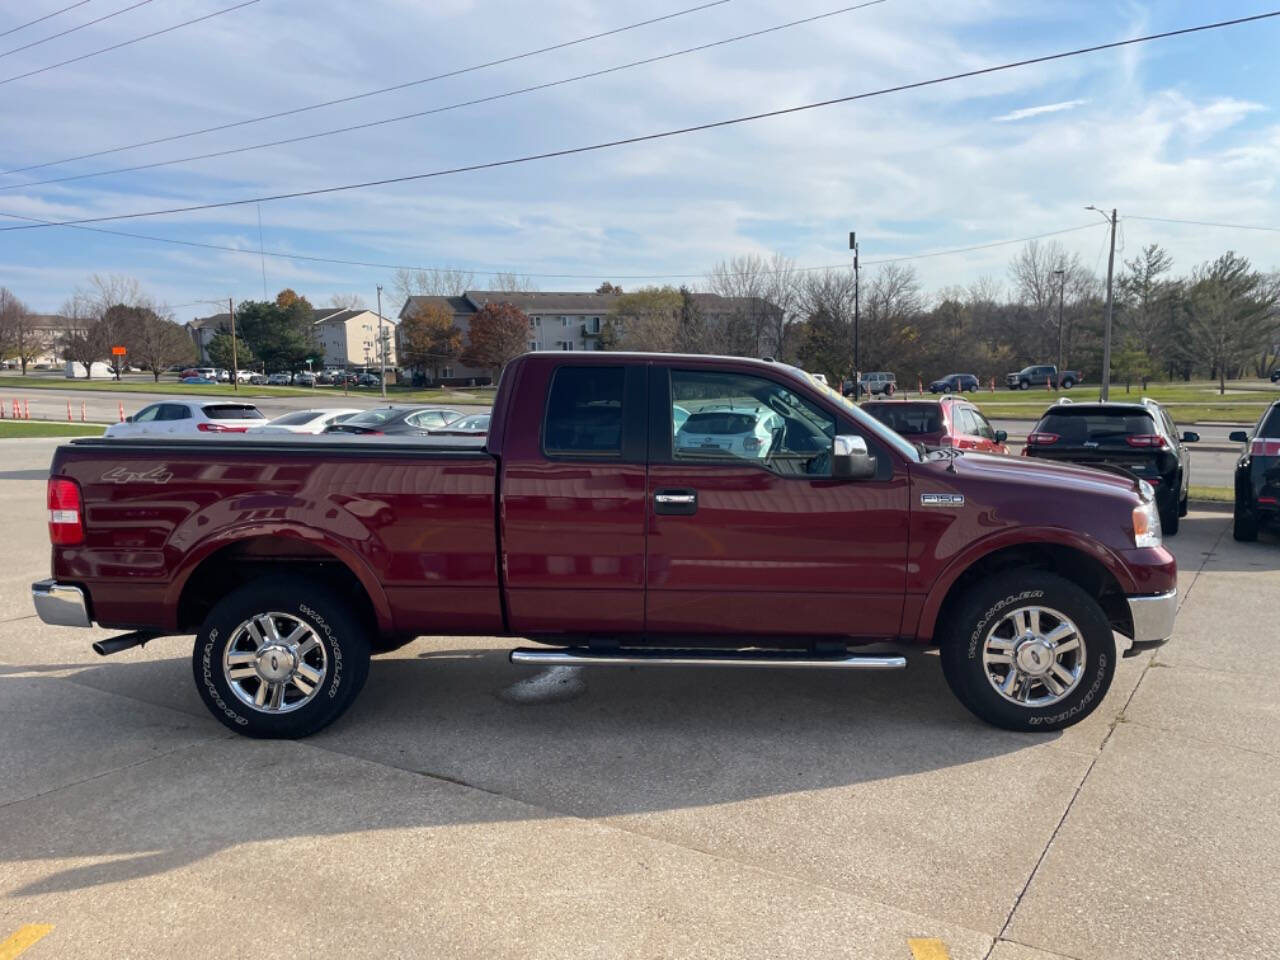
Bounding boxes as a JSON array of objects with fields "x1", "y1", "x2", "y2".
[
  {"x1": 941, "y1": 572, "x2": 1115, "y2": 733},
  {"x1": 192, "y1": 577, "x2": 371, "y2": 739}
]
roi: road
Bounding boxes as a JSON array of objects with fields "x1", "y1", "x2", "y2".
[{"x1": 1, "y1": 434, "x2": 1276, "y2": 959}]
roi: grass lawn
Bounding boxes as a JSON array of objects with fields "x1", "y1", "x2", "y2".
[
  {"x1": 0, "y1": 421, "x2": 106, "y2": 438},
  {"x1": 0, "y1": 375, "x2": 493, "y2": 405},
  {"x1": 1188, "y1": 484, "x2": 1232, "y2": 503},
  {"x1": 927, "y1": 379, "x2": 1275, "y2": 423}
]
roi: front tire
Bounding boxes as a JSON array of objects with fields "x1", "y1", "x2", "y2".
[
  {"x1": 1061, "y1": 378, "x2": 1075, "y2": 389},
  {"x1": 1020, "y1": 379, "x2": 1031, "y2": 390},
  {"x1": 192, "y1": 576, "x2": 372, "y2": 738},
  {"x1": 939, "y1": 572, "x2": 1116, "y2": 732}
]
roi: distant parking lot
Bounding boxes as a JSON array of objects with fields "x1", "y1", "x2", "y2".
[{"x1": 1, "y1": 435, "x2": 1277, "y2": 958}]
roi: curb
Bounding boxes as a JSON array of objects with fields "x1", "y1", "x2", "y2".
[{"x1": 1187, "y1": 499, "x2": 1232, "y2": 514}]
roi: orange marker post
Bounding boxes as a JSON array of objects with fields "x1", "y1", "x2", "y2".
[
  {"x1": 118, "y1": 401, "x2": 125, "y2": 423},
  {"x1": 81, "y1": 401, "x2": 86, "y2": 422},
  {"x1": 67, "y1": 400, "x2": 72, "y2": 422}
]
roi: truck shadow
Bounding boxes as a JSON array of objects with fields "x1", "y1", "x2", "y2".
[{"x1": 0, "y1": 644, "x2": 1075, "y2": 897}]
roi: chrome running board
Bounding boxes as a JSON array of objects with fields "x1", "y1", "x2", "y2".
[{"x1": 510, "y1": 647, "x2": 906, "y2": 670}]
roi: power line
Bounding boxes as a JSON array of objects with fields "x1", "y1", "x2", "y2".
[
  {"x1": 0, "y1": 0, "x2": 736, "y2": 177},
  {"x1": 1126, "y1": 214, "x2": 1280, "y2": 234},
  {"x1": 0, "y1": 0, "x2": 153, "y2": 60},
  {"x1": 0, "y1": 206, "x2": 1100, "y2": 277},
  {"x1": 0, "y1": 0, "x2": 887, "y2": 192},
  {"x1": 0, "y1": 1, "x2": 94, "y2": 39},
  {"x1": 3, "y1": 10, "x2": 1275, "y2": 230},
  {"x1": 0, "y1": 0, "x2": 259, "y2": 86}
]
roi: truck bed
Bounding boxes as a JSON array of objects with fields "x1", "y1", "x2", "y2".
[{"x1": 51, "y1": 435, "x2": 502, "y2": 637}]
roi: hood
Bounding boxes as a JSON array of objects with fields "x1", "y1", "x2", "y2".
[{"x1": 924, "y1": 450, "x2": 1143, "y2": 501}]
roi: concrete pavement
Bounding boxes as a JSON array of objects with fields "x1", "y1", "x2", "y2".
[{"x1": 0, "y1": 436, "x2": 1276, "y2": 958}]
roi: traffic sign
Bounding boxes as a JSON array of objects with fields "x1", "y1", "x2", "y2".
[{"x1": 111, "y1": 345, "x2": 127, "y2": 356}]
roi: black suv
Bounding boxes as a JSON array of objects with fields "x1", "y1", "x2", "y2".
[
  {"x1": 1023, "y1": 399, "x2": 1199, "y2": 534},
  {"x1": 1230, "y1": 399, "x2": 1280, "y2": 542},
  {"x1": 929, "y1": 373, "x2": 979, "y2": 394}
]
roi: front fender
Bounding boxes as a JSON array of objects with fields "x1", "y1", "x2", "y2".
[{"x1": 911, "y1": 526, "x2": 1139, "y2": 644}]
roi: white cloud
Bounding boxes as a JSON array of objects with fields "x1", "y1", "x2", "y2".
[{"x1": 992, "y1": 99, "x2": 1089, "y2": 123}]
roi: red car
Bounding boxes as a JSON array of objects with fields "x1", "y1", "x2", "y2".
[
  {"x1": 861, "y1": 397, "x2": 1010, "y2": 454},
  {"x1": 34, "y1": 353, "x2": 1175, "y2": 738}
]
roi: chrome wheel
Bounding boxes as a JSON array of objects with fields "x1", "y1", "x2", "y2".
[
  {"x1": 222, "y1": 612, "x2": 327, "y2": 714},
  {"x1": 981, "y1": 605, "x2": 1085, "y2": 707}
]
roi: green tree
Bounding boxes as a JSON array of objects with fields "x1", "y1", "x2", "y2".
[
  {"x1": 235, "y1": 291, "x2": 316, "y2": 373},
  {"x1": 1184, "y1": 253, "x2": 1279, "y2": 394},
  {"x1": 399, "y1": 301, "x2": 462, "y2": 381},
  {"x1": 207, "y1": 332, "x2": 253, "y2": 372},
  {"x1": 460, "y1": 302, "x2": 529, "y2": 377},
  {"x1": 608, "y1": 286, "x2": 681, "y2": 351}
]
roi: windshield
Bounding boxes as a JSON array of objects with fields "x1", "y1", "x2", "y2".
[
  {"x1": 779, "y1": 364, "x2": 921, "y2": 462},
  {"x1": 1034, "y1": 411, "x2": 1157, "y2": 445},
  {"x1": 270, "y1": 411, "x2": 324, "y2": 426},
  {"x1": 862, "y1": 402, "x2": 943, "y2": 436},
  {"x1": 203, "y1": 404, "x2": 265, "y2": 420},
  {"x1": 344, "y1": 408, "x2": 405, "y2": 427}
]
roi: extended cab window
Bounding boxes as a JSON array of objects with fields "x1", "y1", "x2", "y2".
[
  {"x1": 671, "y1": 369, "x2": 834, "y2": 475},
  {"x1": 543, "y1": 366, "x2": 624, "y2": 456}
]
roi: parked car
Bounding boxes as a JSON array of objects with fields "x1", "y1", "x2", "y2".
[
  {"x1": 249, "y1": 374, "x2": 269, "y2": 386},
  {"x1": 357, "y1": 373, "x2": 381, "y2": 388},
  {"x1": 267, "y1": 372, "x2": 291, "y2": 386},
  {"x1": 260, "y1": 408, "x2": 362, "y2": 435},
  {"x1": 178, "y1": 368, "x2": 201, "y2": 379},
  {"x1": 234, "y1": 369, "x2": 254, "y2": 384},
  {"x1": 1022, "y1": 398, "x2": 1197, "y2": 534},
  {"x1": 215, "y1": 369, "x2": 231, "y2": 383},
  {"x1": 324, "y1": 406, "x2": 461, "y2": 436},
  {"x1": 1005, "y1": 364, "x2": 1082, "y2": 390},
  {"x1": 675, "y1": 405, "x2": 785, "y2": 460},
  {"x1": 180, "y1": 376, "x2": 217, "y2": 385},
  {"x1": 429, "y1": 413, "x2": 491, "y2": 436},
  {"x1": 862, "y1": 397, "x2": 1008, "y2": 454},
  {"x1": 929, "y1": 373, "x2": 979, "y2": 394},
  {"x1": 858, "y1": 371, "x2": 897, "y2": 397},
  {"x1": 1271, "y1": 370, "x2": 1280, "y2": 384},
  {"x1": 1230, "y1": 399, "x2": 1280, "y2": 541},
  {"x1": 104, "y1": 401, "x2": 267, "y2": 437},
  {"x1": 35, "y1": 352, "x2": 1178, "y2": 739},
  {"x1": 315, "y1": 372, "x2": 333, "y2": 386},
  {"x1": 295, "y1": 372, "x2": 316, "y2": 387}
]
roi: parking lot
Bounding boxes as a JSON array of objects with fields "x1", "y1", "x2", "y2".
[{"x1": 1, "y1": 435, "x2": 1277, "y2": 959}]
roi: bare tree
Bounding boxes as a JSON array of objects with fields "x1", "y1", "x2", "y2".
[
  {"x1": 707, "y1": 254, "x2": 772, "y2": 356},
  {"x1": 329, "y1": 292, "x2": 366, "y2": 310},
  {"x1": 390, "y1": 266, "x2": 476, "y2": 313},
  {"x1": 490, "y1": 271, "x2": 539, "y2": 293},
  {"x1": 1185, "y1": 252, "x2": 1280, "y2": 394},
  {"x1": 861, "y1": 263, "x2": 923, "y2": 371},
  {"x1": 0, "y1": 287, "x2": 24, "y2": 368}
]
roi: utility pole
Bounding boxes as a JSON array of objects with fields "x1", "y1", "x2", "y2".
[
  {"x1": 1053, "y1": 268, "x2": 1066, "y2": 382},
  {"x1": 849, "y1": 231, "x2": 860, "y2": 395},
  {"x1": 376, "y1": 284, "x2": 387, "y2": 402},
  {"x1": 229, "y1": 296, "x2": 238, "y2": 392},
  {"x1": 1088, "y1": 206, "x2": 1118, "y2": 401}
]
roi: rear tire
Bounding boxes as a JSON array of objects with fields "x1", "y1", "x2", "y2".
[
  {"x1": 192, "y1": 576, "x2": 372, "y2": 738},
  {"x1": 939, "y1": 572, "x2": 1115, "y2": 732},
  {"x1": 1234, "y1": 500, "x2": 1259, "y2": 542}
]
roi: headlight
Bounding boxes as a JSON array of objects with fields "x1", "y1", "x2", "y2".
[{"x1": 1132, "y1": 500, "x2": 1162, "y2": 548}]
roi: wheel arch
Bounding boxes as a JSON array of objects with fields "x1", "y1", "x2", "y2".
[
  {"x1": 915, "y1": 537, "x2": 1134, "y2": 645},
  {"x1": 168, "y1": 528, "x2": 393, "y2": 636}
]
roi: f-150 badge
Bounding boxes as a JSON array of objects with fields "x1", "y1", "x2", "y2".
[{"x1": 921, "y1": 493, "x2": 964, "y2": 506}]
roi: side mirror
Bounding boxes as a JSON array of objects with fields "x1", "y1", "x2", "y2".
[
  {"x1": 994, "y1": 430, "x2": 1008, "y2": 443},
  {"x1": 124, "y1": 415, "x2": 134, "y2": 423},
  {"x1": 833, "y1": 434, "x2": 876, "y2": 479},
  {"x1": 1182, "y1": 431, "x2": 1200, "y2": 443},
  {"x1": 1229, "y1": 431, "x2": 1249, "y2": 443}
]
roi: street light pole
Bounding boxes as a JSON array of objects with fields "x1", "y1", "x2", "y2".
[
  {"x1": 1087, "y1": 205, "x2": 1118, "y2": 401},
  {"x1": 849, "y1": 231, "x2": 860, "y2": 394},
  {"x1": 1053, "y1": 268, "x2": 1066, "y2": 381},
  {"x1": 376, "y1": 284, "x2": 387, "y2": 402},
  {"x1": 228, "y1": 296, "x2": 238, "y2": 392}
]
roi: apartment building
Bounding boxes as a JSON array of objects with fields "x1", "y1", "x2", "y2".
[{"x1": 186, "y1": 308, "x2": 396, "y2": 368}]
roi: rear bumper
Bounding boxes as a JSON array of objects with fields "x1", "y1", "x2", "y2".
[
  {"x1": 32, "y1": 579, "x2": 91, "y2": 628},
  {"x1": 1125, "y1": 588, "x2": 1177, "y2": 649}
]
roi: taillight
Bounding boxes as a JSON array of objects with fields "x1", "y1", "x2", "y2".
[
  {"x1": 1026, "y1": 432, "x2": 1059, "y2": 445},
  {"x1": 198, "y1": 422, "x2": 248, "y2": 433},
  {"x1": 48, "y1": 477, "x2": 84, "y2": 546},
  {"x1": 1125, "y1": 434, "x2": 1167, "y2": 448},
  {"x1": 743, "y1": 436, "x2": 763, "y2": 451}
]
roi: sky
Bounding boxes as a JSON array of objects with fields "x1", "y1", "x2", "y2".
[{"x1": 1, "y1": 0, "x2": 1278, "y2": 320}]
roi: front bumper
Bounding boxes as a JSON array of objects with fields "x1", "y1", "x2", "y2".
[
  {"x1": 1124, "y1": 588, "x2": 1177, "y2": 656},
  {"x1": 32, "y1": 579, "x2": 91, "y2": 628}
]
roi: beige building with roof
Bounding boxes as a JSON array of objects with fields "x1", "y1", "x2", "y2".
[{"x1": 186, "y1": 308, "x2": 396, "y2": 368}]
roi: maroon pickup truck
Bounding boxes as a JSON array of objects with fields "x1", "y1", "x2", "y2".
[{"x1": 34, "y1": 353, "x2": 1178, "y2": 738}]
